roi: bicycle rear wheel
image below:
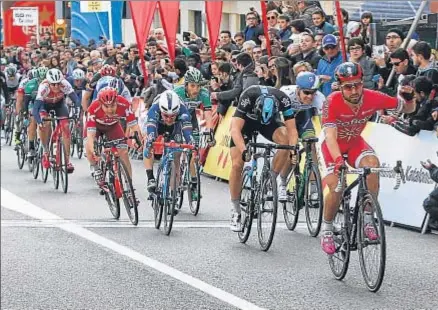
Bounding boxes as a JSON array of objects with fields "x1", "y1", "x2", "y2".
[
  {"x1": 188, "y1": 156, "x2": 201, "y2": 216},
  {"x1": 70, "y1": 121, "x2": 76, "y2": 157},
  {"x1": 76, "y1": 128, "x2": 84, "y2": 159},
  {"x1": 102, "y1": 160, "x2": 120, "y2": 220},
  {"x1": 117, "y1": 159, "x2": 138, "y2": 226},
  {"x1": 177, "y1": 157, "x2": 186, "y2": 211},
  {"x1": 5, "y1": 112, "x2": 14, "y2": 146},
  {"x1": 358, "y1": 193, "x2": 386, "y2": 292},
  {"x1": 328, "y1": 198, "x2": 351, "y2": 280},
  {"x1": 283, "y1": 171, "x2": 300, "y2": 231},
  {"x1": 163, "y1": 161, "x2": 177, "y2": 235},
  {"x1": 59, "y1": 139, "x2": 69, "y2": 194},
  {"x1": 16, "y1": 131, "x2": 26, "y2": 170},
  {"x1": 257, "y1": 170, "x2": 278, "y2": 251},
  {"x1": 153, "y1": 165, "x2": 164, "y2": 229},
  {"x1": 238, "y1": 167, "x2": 254, "y2": 243},
  {"x1": 304, "y1": 163, "x2": 323, "y2": 237},
  {"x1": 32, "y1": 141, "x2": 40, "y2": 179},
  {"x1": 40, "y1": 146, "x2": 49, "y2": 183}
]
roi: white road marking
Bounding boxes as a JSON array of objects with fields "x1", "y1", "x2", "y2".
[{"x1": 1, "y1": 188, "x2": 266, "y2": 310}]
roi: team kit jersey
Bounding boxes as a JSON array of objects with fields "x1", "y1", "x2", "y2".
[
  {"x1": 92, "y1": 76, "x2": 132, "y2": 102},
  {"x1": 87, "y1": 95, "x2": 137, "y2": 130},
  {"x1": 5, "y1": 73, "x2": 22, "y2": 89},
  {"x1": 36, "y1": 79, "x2": 75, "y2": 104},
  {"x1": 320, "y1": 89, "x2": 402, "y2": 174},
  {"x1": 173, "y1": 85, "x2": 212, "y2": 113}
]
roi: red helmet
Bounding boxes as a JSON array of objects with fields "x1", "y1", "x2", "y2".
[
  {"x1": 335, "y1": 62, "x2": 363, "y2": 83},
  {"x1": 99, "y1": 64, "x2": 116, "y2": 77},
  {"x1": 98, "y1": 87, "x2": 118, "y2": 106}
]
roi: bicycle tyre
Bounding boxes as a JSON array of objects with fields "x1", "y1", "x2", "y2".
[
  {"x1": 102, "y1": 159, "x2": 120, "y2": 220},
  {"x1": 154, "y1": 165, "x2": 164, "y2": 229},
  {"x1": 5, "y1": 112, "x2": 13, "y2": 146},
  {"x1": 188, "y1": 157, "x2": 201, "y2": 216},
  {"x1": 40, "y1": 146, "x2": 49, "y2": 183},
  {"x1": 238, "y1": 167, "x2": 254, "y2": 244},
  {"x1": 16, "y1": 131, "x2": 26, "y2": 170},
  {"x1": 117, "y1": 159, "x2": 138, "y2": 226},
  {"x1": 177, "y1": 157, "x2": 186, "y2": 210},
  {"x1": 163, "y1": 161, "x2": 177, "y2": 235},
  {"x1": 70, "y1": 123, "x2": 76, "y2": 157},
  {"x1": 32, "y1": 142, "x2": 40, "y2": 179},
  {"x1": 76, "y1": 130, "x2": 84, "y2": 159},
  {"x1": 283, "y1": 171, "x2": 300, "y2": 231},
  {"x1": 328, "y1": 198, "x2": 351, "y2": 280},
  {"x1": 358, "y1": 192, "x2": 386, "y2": 293},
  {"x1": 59, "y1": 138, "x2": 69, "y2": 194},
  {"x1": 304, "y1": 163, "x2": 323, "y2": 237},
  {"x1": 50, "y1": 139, "x2": 59, "y2": 189},
  {"x1": 257, "y1": 170, "x2": 278, "y2": 251}
]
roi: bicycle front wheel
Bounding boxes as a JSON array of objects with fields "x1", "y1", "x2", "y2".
[
  {"x1": 59, "y1": 138, "x2": 69, "y2": 194},
  {"x1": 32, "y1": 141, "x2": 40, "y2": 179},
  {"x1": 117, "y1": 159, "x2": 138, "y2": 226},
  {"x1": 358, "y1": 192, "x2": 386, "y2": 292},
  {"x1": 188, "y1": 157, "x2": 201, "y2": 216},
  {"x1": 238, "y1": 167, "x2": 254, "y2": 244},
  {"x1": 328, "y1": 198, "x2": 351, "y2": 280},
  {"x1": 103, "y1": 160, "x2": 120, "y2": 220},
  {"x1": 40, "y1": 146, "x2": 49, "y2": 183},
  {"x1": 304, "y1": 163, "x2": 323, "y2": 237},
  {"x1": 16, "y1": 132, "x2": 26, "y2": 170},
  {"x1": 257, "y1": 170, "x2": 278, "y2": 252},
  {"x1": 283, "y1": 171, "x2": 300, "y2": 231},
  {"x1": 163, "y1": 161, "x2": 177, "y2": 235},
  {"x1": 50, "y1": 140, "x2": 59, "y2": 189}
]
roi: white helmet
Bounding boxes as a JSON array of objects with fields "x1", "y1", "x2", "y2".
[
  {"x1": 72, "y1": 68, "x2": 85, "y2": 80},
  {"x1": 158, "y1": 90, "x2": 181, "y2": 116},
  {"x1": 46, "y1": 68, "x2": 63, "y2": 84}
]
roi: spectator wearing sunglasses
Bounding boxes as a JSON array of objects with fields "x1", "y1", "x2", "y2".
[
  {"x1": 316, "y1": 34, "x2": 343, "y2": 96},
  {"x1": 266, "y1": 10, "x2": 279, "y2": 29}
]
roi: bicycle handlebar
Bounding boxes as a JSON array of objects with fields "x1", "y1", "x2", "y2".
[
  {"x1": 248, "y1": 142, "x2": 296, "y2": 151},
  {"x1": 42, "y1": 116, "x2": 75, "y2": 122},
  {"x1": 99, "y1": 133, "x2": 141, "y2": 149},
  {"x1": 334, "y1": 160, "x2": 406, "y2": 193}
]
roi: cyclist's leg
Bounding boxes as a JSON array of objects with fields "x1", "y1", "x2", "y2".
[
  {"x1": 14, "y1": 90, "x2": 24, "y2": 143},
  {"x1": 27, "y1": 101, "x2": 37, "y2": 155},
  {"x1": 54, "y1": 101, "x2": 73, "y2": 168},
  {"x1": 38, "y1": 106, "x2": 51, "y2": 151},
  {"x1": 264, "y1": 122, "x2": 289, "y2": 175},
  {"x1": 109, "y1": 123, "x2": 131, "y2": 177},
  {"x1": 189, "y1": 111, "x2": 200, "y2": 177},
  {"x1": 348, "y1": 138, "x2": 379, "y2": 195}
]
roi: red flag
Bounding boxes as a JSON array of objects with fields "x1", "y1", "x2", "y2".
[
  {"x1": 205, "y1": 0, "x2": 223, "y2": 60},
  {"x1": 129, "y1": 1, "x2": 158, "y2": 86},
  {"x1": 260, "y1": 1, "x2": 272, "y2": 57},
  {"x1": 334, "y1": 1, "x2": 347, "y2": 61},
  {"x1": 158, "y1": 1, "x2": 180, "y2": 63}
]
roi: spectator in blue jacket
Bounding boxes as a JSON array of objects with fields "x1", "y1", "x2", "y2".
[
  {"x1": 316, "y1": 34, "x2": 343, "y2": 96},
  {"x1": 278, "y1": 14, "x2": 292, "y2": 42},
  {"x1": 311, "y1": 10, "x2": 335, "y2": 35}
]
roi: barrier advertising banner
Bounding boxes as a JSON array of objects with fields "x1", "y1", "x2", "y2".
[{"x1": 3, "y1": 1, "x2": 55, "y2": 47}]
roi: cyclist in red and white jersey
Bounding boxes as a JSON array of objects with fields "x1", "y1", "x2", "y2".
[
  {"x1": 320, "y1": 62, "x2": 416, "y2": 255},
  {"x1": 33, "y1": 68, "x2": 80, "y2": 173},
  {"x1": 85, "y1": 87, "x2": 143, "y2": 188}
]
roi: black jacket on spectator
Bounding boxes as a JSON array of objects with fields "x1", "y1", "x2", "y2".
[
  {"x1": 416, "y1": 65, "x2": 438, "y2": 85},
  {"x1": 217, "y1": 63, "x2": 259, "y2": 103},
  {"x1": 393, "y1": 97, "x2": 438, "y2": 135},
  {"x1": 423, "y1": 164, "x2": 438, "y2": 223},
  {"x1": 291, "y1": 49, "x2": 321, "y2": 69},
  {"x1": 212, "y1": 78, "x2": 234, "y2": 116},
  {"x1": 380, "y1": 63, "x2": 417, "y2": 96}
]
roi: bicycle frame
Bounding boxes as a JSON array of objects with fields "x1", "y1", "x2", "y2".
[{"x1": 45, "y1": 113, "x2": 71, "y2": 168}]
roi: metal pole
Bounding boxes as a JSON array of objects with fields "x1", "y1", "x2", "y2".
[
  {"x1": 108, "y1": 1, "x2": 113, "y2": 42},
  {"x1": 385, "y1": 0, "x2": 429, "y2": 87},
  {"x1": 369, "y1": 22, "x2": 377, "y2": 48}
]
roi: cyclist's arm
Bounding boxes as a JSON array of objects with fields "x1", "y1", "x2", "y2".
[
  {"x1": 200, "y1": 89, "x2": 213, "y2": 129},
  {"x1": 180, "y1": 106, "x2": 193, "y2": 143},
  {"x1": 143, "y1": 106, "x2": 159, "y2": 142},
  {"x1": 32, "y1": 99, "x2": 44, "y2": 124},
  {"x1": 321, "y1": 97, "x2": 341, "y2": 160},
  {"x1": 67, "y1": 91, "x2": 80, "y2": 109},
  {"x1": 284, "y1": 118, "x2": 299, "y2": 147}
]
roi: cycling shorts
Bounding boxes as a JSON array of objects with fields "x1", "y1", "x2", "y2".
[
  {"x1": 320, "y1": 137, "x2": 376, "y2": 177},
  {"x1": 40, "y1": 102, "x2": 69, "y2": 121},
  {"x1": 229, "y1": 118, "x2": 284, "y2": 148},
  {"x1": 157, "y1": 122, "x2": 184, "y2": 144},
  {"x1": 85, "y1": 123, "x2": 127, "y2": 149}
]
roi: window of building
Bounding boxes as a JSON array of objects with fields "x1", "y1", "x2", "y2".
[{"x1": 194, "y1": 10, "x2": 202, "y2": 36}]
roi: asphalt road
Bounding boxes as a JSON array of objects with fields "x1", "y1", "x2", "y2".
[{"x1": 1, "y1": 141, "x2": 437, "y2": 310}]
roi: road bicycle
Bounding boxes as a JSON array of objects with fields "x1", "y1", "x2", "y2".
[
  {"x1": 150, "y1": 140, "x2": 195, "y2": 235},
  {"x1": 328, "y1": 159, "x2": 405, "y2": 292},
  {"x1": 42, "y1": 111, "x2": 75, "y2": 193},
  {"x1": 282, "y1": 137, "x2": 323, "y2": 237},
  {"x1": 177, "y1": 132, "x2": 212, "y2": 216},
  {"x1": 96, "y1": 133, "x2": 142, "y2": 226},
  {"x1": 14, "y1": 111, "x2": 30, "y2": 171},
  {"x1": 238, "y1": 133, "x2": 296, "y2": 251}
]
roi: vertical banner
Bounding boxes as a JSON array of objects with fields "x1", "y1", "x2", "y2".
[
  {"x1": 334, "y1": 0, "x2": 347, "y2": 61},
  {"x1": 129, "y1": 0, "x2": 157, "y2": 86},
  {"x1": 205, "y1": 0, "x2": 223, "y2": 60},
  {"x1": 158, "y1": 1, "x2": 180, "y2": 63},
  {"x1": 3, "y1": 1, "x2": 55, "y2": 47},
  {"x1": 260, "y1": 0, "x2": 271, "y2": 57},
  {"x1": 71, "y1": 1, "x2": 122, "y2": 45}
]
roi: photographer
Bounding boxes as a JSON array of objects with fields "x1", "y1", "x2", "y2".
[{"x1": 421, "y1": 159, "x2": 438, "y2": 230}]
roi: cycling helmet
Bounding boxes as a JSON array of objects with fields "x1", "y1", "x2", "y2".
[
  {"x1": 108, "y1": 77, "x2": 124, "y2": 94},
  {"x1": 254, "y1": 86, "x2": 276, "y2": 125},
  {"x1": 72, "y1": 68, "x2": 85, "y2": 80},
  {"x1": 158, "y1": 90, "x2": 181, "y2": 116},
  {"x1": 335, "y1": 62, "x2": 363, "y2": 83},
  {"x1": 46, "y1": 68, "x2": 63, "y2": 84},
  {"x1": 37, "y1": 66, "x2": 49, "y2": 81},
  {"x1": 99, "y1": 64, "x2": 116, "y2": 77},
  {"x1": 6, "y1": 65, "x2": 17, "y2": 77},
  {"x1": 296, "y1": 72, "x2": 320, "y2": 90},
  {"x1": 28, "y1": 68, "x2": 38, "y2": 80},
  {"x1": 184, "y1": 67, "x2": 203, "y2": 85},
  {"x1": 98, "y1": 87, "x2": 118, "y2": 106}
]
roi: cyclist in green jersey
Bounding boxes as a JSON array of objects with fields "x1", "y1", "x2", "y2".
[{"x1": 173, "y1": 67, "x2": 215, "y2": 201}]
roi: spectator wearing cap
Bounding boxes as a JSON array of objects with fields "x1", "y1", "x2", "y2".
[
  {"x1": 243, "y1": 11, "x2": 264, "y2": 45},
  {"x1": 374, "y1": 29, "x2": 406, "y2": 84},
  {"x1": 219, "y1": 31, "x2": 239, "y2": 52},
  {"x1": 311, "y1": 10, "x2": 334, "y2": 35},
  {"x1": 347, "y1": 38, "x2": 375, "y2": 89},
  {"x1": 278, "y1": 14, "x2": 292, "y2": 41},
  {"x1": 412, "y1": 41, "x2": 438, "y2": 85},
  {"x1": 292, "y1": 32, "x2": 321, "y2": 69},
  {"x1": 298, "y1": 0, "x2": 323, "y2": 28},
  {"x1": 316, "y1": 34, "x2": 343, "y2": 96}
]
